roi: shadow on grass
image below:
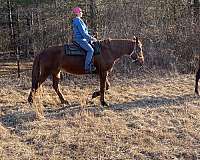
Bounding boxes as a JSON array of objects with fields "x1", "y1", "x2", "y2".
[
  {"x1": 110, "y1": 94, "x2": 198, "y2": 111},
  {"x1": 0, "y1": 103, "x2": 95, "y2": 128},
  {"x1": 0, "y1": 103, "x2": 70, "y2": 127},
  {"x1": 1, "y1": 111, "x2": 37, "y2": 127},
  {"x1": 0, "y1": 94, "x2": 198, "y2": 129}
]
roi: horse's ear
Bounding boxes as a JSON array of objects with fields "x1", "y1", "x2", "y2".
[
  {"x1": 133, "y1": 36, "x2": 136, "y2": 41},
  {"x1": 106, "y1": 38, "x2": 111, "y2": 43}
]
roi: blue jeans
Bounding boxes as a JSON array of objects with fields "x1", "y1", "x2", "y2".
[{"x1": 75, "y1": 39, "x2": 94, "y2": 71}]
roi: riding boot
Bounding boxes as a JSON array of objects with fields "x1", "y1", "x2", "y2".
[{"x1": 85, "y1": 65, "x2": 97, "y2": 74}]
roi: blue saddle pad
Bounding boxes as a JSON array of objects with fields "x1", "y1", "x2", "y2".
[{"x1": 64, "y1": 42, "x2": 101, "y2": 56}]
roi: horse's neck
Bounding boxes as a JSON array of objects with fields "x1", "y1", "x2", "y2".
[{"x1": 110, "y1": 40, "x2": 132, "y2": 59}]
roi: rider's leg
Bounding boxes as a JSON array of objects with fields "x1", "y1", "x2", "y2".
[{"x1": 75, "y1": 39, "x2": 94, "y2": 72}]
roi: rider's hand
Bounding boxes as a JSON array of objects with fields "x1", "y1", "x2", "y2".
[{"x1": 91, "y1": 37, "x2": 97, "y2": 42}]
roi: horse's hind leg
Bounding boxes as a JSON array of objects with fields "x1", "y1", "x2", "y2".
[
  {"x1": 195, "y1": 68, "x2": 200, "y2": 96},
  {"x1": 52, "y1": 72, "x2": 69, "y2": 104}
]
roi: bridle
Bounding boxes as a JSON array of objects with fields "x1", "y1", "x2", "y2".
[
  {"x1": 130, "y1": 39, "x2": 154, "y2": 74},
  {"x1": 130, "y1": 40, "x2": 144, "y2": 63}
]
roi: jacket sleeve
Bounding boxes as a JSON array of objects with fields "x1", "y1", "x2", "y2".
[{"x1": 75, "y1": 19, "x2": 92, "y2": 41}]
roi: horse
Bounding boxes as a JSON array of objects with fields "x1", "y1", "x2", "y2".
[
  {"x1": 195, "y1": 61, "x2": 200, "y2": 96},
  {"x1": 28, "y1": 37, "x2": 144, "y2": 106}
]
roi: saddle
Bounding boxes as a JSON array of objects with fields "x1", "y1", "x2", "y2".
[{"x1": 64, "y1": 41, "x2": 101, "y2": 56}]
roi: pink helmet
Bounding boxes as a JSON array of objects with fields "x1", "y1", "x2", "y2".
[{"x1": 72, "y1": 7, "x2": 82, "y2": 14}]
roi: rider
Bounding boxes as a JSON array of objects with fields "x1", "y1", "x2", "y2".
[{"x1": 72, "y1": 7, "x2": 97, "y2": 74}]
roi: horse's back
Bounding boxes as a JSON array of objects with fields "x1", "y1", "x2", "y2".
[
  {"x1": 35, "y1": 46, "x2": 64, "y2": 73},
  {"x1": 39, "y1": 46, "x2": 63, "y2": 60}
]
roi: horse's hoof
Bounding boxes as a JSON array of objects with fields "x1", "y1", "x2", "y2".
[
  {"x1": 61, "y1": 100, "x2": 70, "y2": 105},
  {"x1": 92, "y1": 92, "x2": 100, "y2": 99},
  {"x1": 195, "y1": 90, "x2": 199, "y2": 96},
  {"x1": 101, "y1": 101, "x2": 109, "y2": 107},
  {"x1": 28, "y1": 96, "x2": 33, "y2": 104}
]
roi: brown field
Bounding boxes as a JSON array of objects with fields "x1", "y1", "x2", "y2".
[{"x1": 0, "y1": 61, "x2": 200, "y2": 160}]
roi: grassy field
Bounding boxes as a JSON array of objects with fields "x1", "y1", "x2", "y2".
[{"x1": 0, "y1": 61, "x2": 200, "y2": 160}]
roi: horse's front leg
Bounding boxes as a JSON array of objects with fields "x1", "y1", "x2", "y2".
[
  {"x1": 195, "y1": 68, "x2": 200, "y2": 96},
  {"x1": 99, "y1": 71, "x2": 109, "y2": 106},
  {"x1": 92, "y1": 73, "x2": 110, "y2": 99}
]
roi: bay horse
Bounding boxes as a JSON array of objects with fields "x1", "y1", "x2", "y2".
[{"x1": 28, "y1": 37, "x2": 144, "y2": 106}]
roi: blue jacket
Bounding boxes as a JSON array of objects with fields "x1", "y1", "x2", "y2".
[{"x1": 72, "y1": 17, "x2": 91, "y2": 42}]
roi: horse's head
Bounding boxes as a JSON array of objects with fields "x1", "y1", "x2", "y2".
[{"x1": 130, "y1": 37, "x2": 144, "y2": 65}]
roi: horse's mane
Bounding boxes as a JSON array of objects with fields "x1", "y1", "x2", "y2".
[
  {"x1": 99, "y1": 38, "x2": 143, "y2": 57},
  {"x1": 100, "y1": 38, "x2": 134, "y2": 49},
  {"x1": 100, "y1": 38, "x2": 136, "y2": 53},
  {"x1": 100, "y1": 38, "x2": 111, "y2": 49}
]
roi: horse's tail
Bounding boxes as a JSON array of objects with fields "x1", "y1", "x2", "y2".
[
  {"x1": 28, "y1": 53, "x2": 41, "y2": 104},
  {"x1": 31, "y1": 54, "x2": 41, "y2": 91}
]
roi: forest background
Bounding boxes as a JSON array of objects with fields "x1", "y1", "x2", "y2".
[{"x1": 0, "y1": 0, "x2": 199, "y2": 74}]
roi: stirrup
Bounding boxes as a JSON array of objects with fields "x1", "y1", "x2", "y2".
[{"x1": 85, "y1": 66, "x2": 97, "y2": 74}]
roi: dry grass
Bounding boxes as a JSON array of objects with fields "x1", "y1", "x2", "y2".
[{"x1": 0, "y1": 62, "x2": 200, "y2": 160}]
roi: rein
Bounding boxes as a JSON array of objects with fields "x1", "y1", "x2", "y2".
[{"x1": 131, "y1": 59, "x2": 154, "y2": 74}]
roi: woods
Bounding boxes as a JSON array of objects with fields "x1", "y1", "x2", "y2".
[{"x1": 0, "y1": 0, "x2": 199, "y2": 74}]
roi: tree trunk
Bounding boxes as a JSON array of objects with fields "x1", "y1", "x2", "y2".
[
  {"x1": 193, "y1": 0, "x2": 200, "y2": 67},
  {"x1": 89, "y1": 0, "x2": 98, "y2": 38},
  {"x1": 7, "y1": 0, "x2": 14, "y2": 53}
]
